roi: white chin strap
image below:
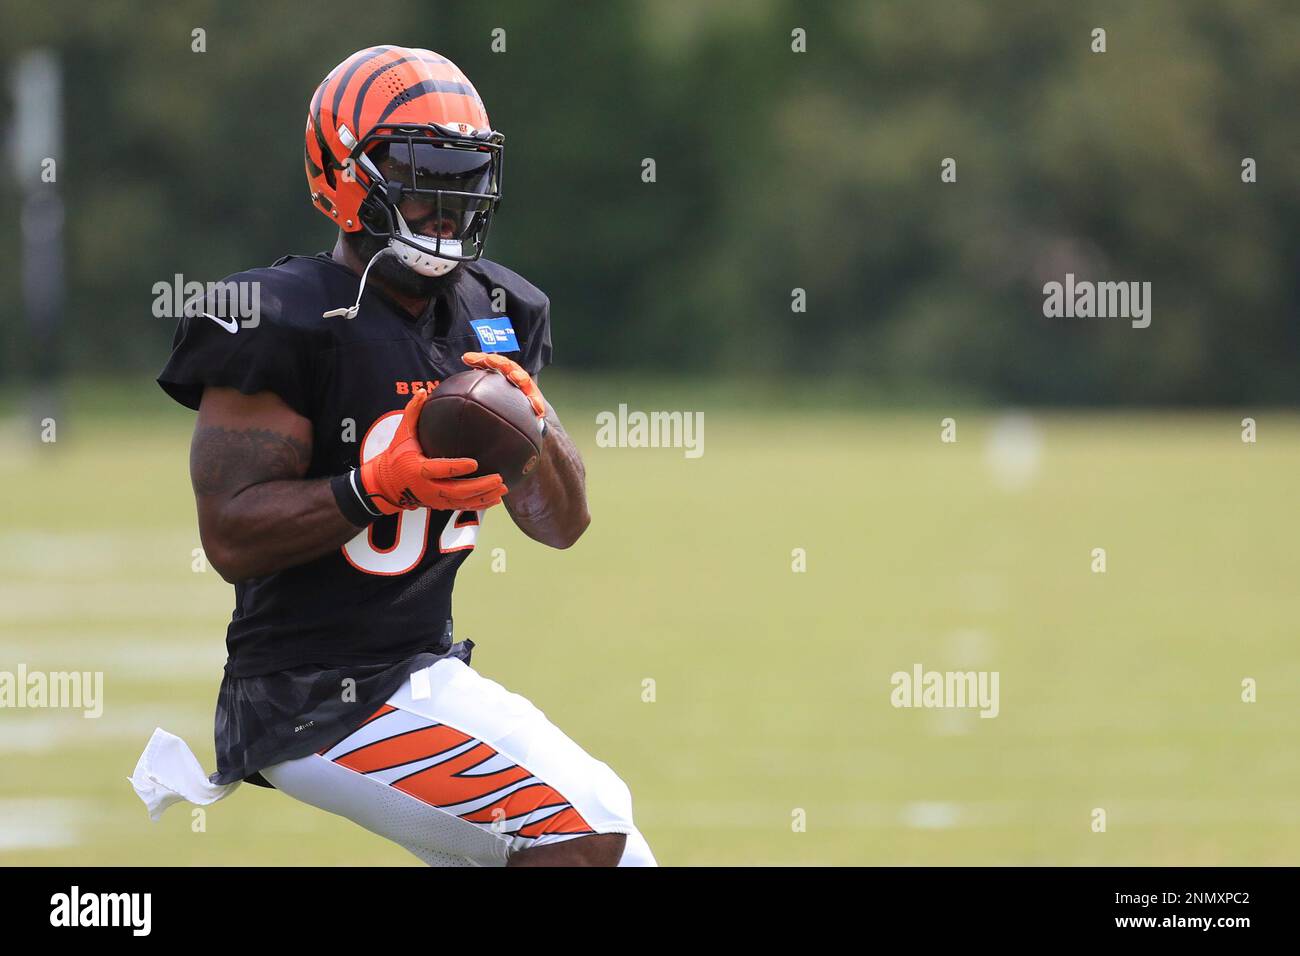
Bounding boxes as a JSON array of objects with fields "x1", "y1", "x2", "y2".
[
  {"x1": 389, "y1": 208, "x2": 462, "y2": 277},
  {"x1": 321, "y1": 208, "x2": 464, "y2": 320}
]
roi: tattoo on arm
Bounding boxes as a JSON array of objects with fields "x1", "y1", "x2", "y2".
[{"x1": 190, "y1": 426, "x2": 311, "y2": 497}]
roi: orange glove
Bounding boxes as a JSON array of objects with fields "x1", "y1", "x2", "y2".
[
  {"x1": 359, "y1": 386, "x2": 507, "y2": 514},
  {"x1": 462, "y1": 352, "x2": 547, "y2": 426}
]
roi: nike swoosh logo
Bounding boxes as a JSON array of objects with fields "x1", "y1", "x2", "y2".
[{"x1": 202, "y1": 312, "x2": 239, "y2": 334}]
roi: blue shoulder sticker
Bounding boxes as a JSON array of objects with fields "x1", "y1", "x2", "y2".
[{"x1": 470, "y1": 317, "x2": 520, "y2": 353}]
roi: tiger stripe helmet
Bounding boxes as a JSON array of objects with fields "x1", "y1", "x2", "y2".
[{"x1": 305, "y1": 45, "x2": 504, "y2": 269}]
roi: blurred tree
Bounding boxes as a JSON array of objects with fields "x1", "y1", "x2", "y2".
[{"x1": 0, "y1": 0, "x2": 1295, "y2": 404}]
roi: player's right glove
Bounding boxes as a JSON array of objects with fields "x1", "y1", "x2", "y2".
[{"x1": 357, "y1": 386, "x2": 508, "y2": 515}]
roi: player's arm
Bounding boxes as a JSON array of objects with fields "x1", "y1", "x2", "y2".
[
  {"x1": 191, "y1": 386, "x2": 507, "y2": 583},
  {"x1": 504, "y1": 403, "x2": 590, "y2": 549},
  {"x1": 190, "y1": 387, "x2": 365, "y2": 582},
  {"x1": 461, "y1": 352, "x2": 591, "y2": 550}
]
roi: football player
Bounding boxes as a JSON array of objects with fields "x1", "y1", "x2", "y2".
[{"x1": 139, "y1": 46, "x2": 654, "y2": 866}]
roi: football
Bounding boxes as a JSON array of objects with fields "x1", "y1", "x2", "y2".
[{"x1": 417, "y1": 369, "x2": 543, "y2": 488}]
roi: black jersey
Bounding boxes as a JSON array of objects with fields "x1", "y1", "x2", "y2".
[{"x1": 158, "y1": 253, "x2": 552, "y2": 678}]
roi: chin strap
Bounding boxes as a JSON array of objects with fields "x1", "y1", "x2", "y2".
[
  {"x1": 391, "y1": 207, "x2": 461, "y2": 276},
  {"x1": 323, "y1": 247, "x2": 391, "y2": 319}
]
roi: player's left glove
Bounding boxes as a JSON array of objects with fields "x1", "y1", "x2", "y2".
[
  {"x1": 358, "y1": 385, "x2": 508, "y2": 515},
  {"x1": 462, "y1": 352, "x2": 547, "y2": 430}
]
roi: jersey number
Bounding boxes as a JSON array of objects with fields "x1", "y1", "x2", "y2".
[{"x1": 342, "y1": 410, "x2": 482, "y2": 575}]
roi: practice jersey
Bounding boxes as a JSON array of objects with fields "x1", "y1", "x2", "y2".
[{"x1": 158, "y1": 253, "x2": 552, "y2": 677}]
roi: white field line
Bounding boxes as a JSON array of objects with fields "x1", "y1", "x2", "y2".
[
  {"x1": 1, "y1": 636, "x2": 225, "y2": 678},
  {"x1": 0, "y1": 799, "x2": 95, "y2": 850},
  {"x1": 0, "y1": 530, "x2": 201, "y2": 576},
  {"x1": 0, "y1": 706, "x2": 210, "y2": 755},
  {"x1": 634, "y1": 799, "x2": 1300, "y2": 830},
  {"x1": 1, "y1": 581, "x2": 231, "y2": 623}
]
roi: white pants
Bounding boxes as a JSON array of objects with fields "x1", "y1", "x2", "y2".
[{"x1": 261, "y1": 658, "x2": 656, "y2": 867}]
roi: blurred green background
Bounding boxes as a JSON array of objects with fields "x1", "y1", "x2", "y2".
[
  {"x1": 1, "y1": 1, "x2": 1298, "y2": 866},
  {"x1": 1, "y1": 0, "x2": 1298, "y2": 400},
  {"x1": 2, "y1": 384, "x2": 1298, "y2": 865}
]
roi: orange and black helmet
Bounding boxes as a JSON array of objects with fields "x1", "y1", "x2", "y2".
[{"x1": 304, "y1": 45, "x2": 503, "y2": 264}]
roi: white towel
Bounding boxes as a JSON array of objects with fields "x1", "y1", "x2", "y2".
[{"x1": 129, "y1": 727, "x2": 240, "y2": 821}]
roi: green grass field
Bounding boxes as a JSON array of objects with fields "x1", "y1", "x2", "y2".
[{"x1": 2, "y1": 377, "x2": 1298, "y2": 865}]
